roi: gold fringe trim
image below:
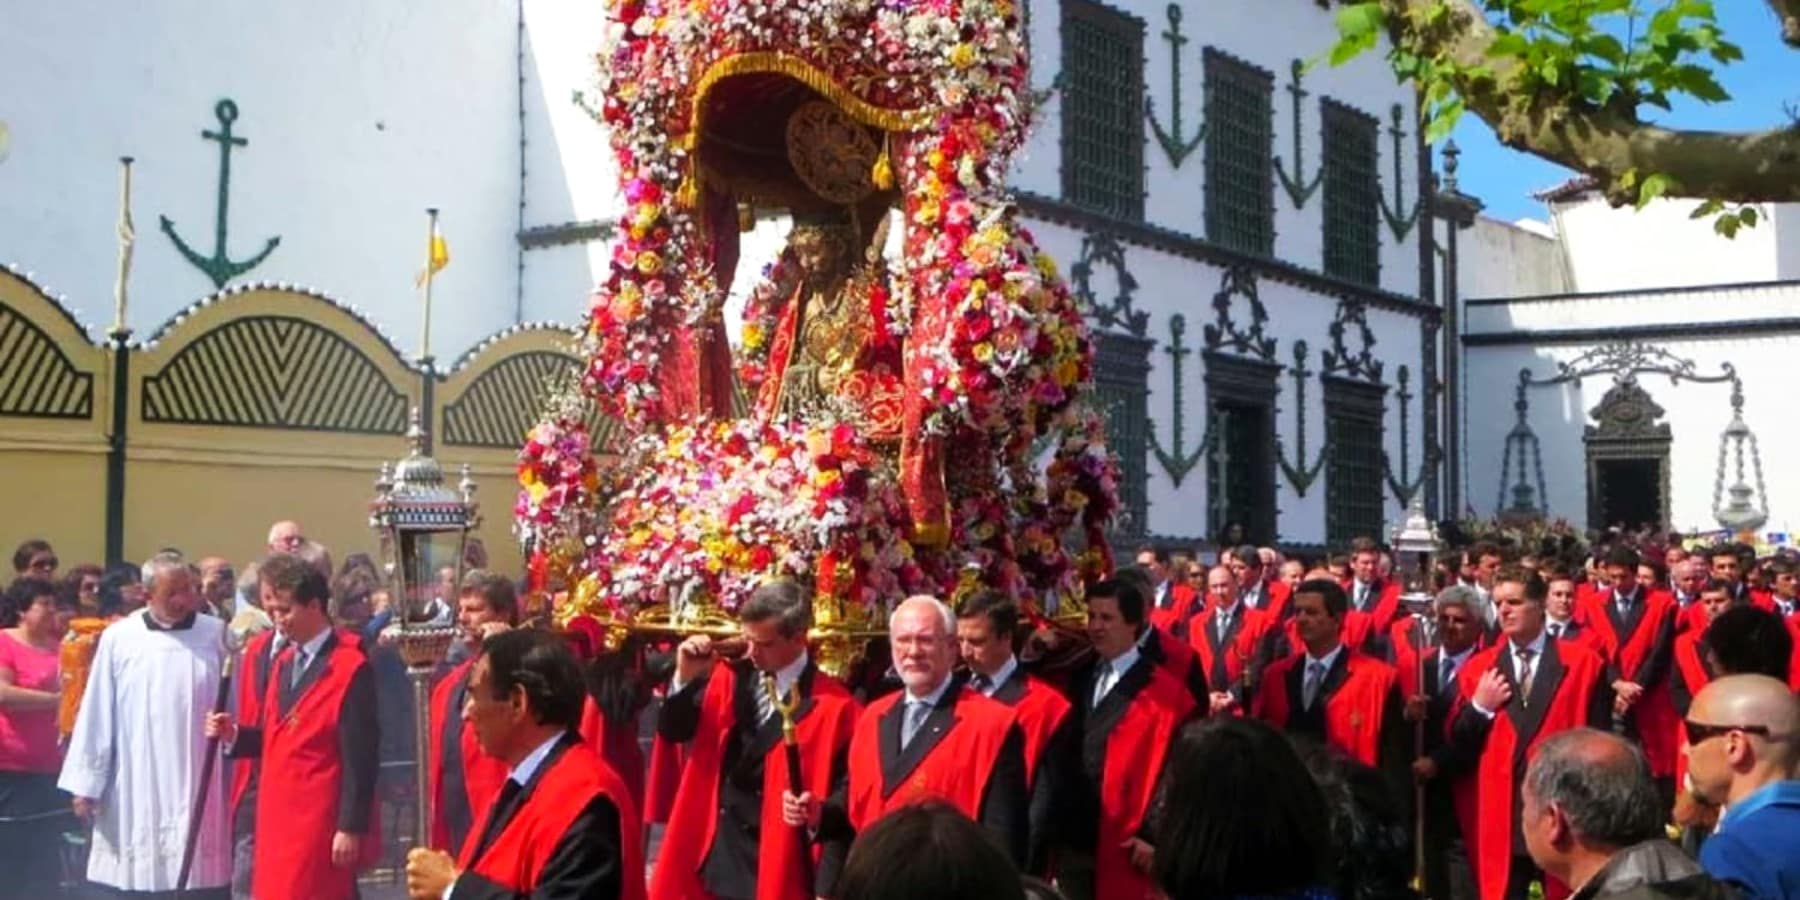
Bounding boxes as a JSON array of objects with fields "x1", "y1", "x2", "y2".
[{"x1": 682, "y1": 51, "x2": 938, "y2": 156}]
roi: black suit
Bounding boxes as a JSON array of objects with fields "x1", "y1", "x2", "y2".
[
  {"x1": 658, "y1": 660, "x2": 847, "y2": 898},
  {"x1": 1279, "y1": 650, "x2": 1410, "y2": 815},
  {"x1": 818, "y1": 675, "x2": 1030, "y2": 869},
  {"x1": 452, "y1": 733, "x2": 624, "y2": 900},
  {"x1": 988, "y1": 669, "x2": 1076, "y2": 877},
  {"x1": 1415, "y1": 647, "x2": 1477, "y2": 900}
]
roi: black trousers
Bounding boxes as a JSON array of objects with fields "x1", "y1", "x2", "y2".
[{"x1": 0, "y1": 770, "x2": 68, "y2": 897}]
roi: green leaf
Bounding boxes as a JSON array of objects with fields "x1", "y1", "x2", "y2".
[
  {"x1": 1636, "y1": 172, "x2": 1672, "y2": 209},
  {"x1": 1336, "y1": 3, "x2": 1384, "y2": 41},
  {"x1": 1689, "y1": 198, "x2": 1725, "y2": 219},
  {"x1": 1741, "y1": 206, "x2": 1759, "y2": 226},
  {"x1": 1425, "y1": 98, "x2": 1465, "y2": 143}
]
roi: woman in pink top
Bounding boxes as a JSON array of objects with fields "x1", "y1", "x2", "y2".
[{"x1": 0, "y1": 576, "x2": 75, "y2": 893}]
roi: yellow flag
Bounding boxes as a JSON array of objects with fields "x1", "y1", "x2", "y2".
[{"x1": 416, "y1": 230, "x2": 449, "y2": 287}]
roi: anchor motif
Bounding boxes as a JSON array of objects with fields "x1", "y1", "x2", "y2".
[
  {"x1": 1377, "y1": 103, "x2": 1422, "y2": 241},
  {"x1": 1148, "y1": 315, "x2": 1213, "y2": 487},
  {"x1": 1277, "y1": 340, "x2": 1329, "y2": 496},
  {"x1": 1383, "y1": 366, "x2": 1438, "y2": 504},
  {"x1": 1145, "y1": 4, "x2": 1206, "y2": 168},
  {"x1": 1273, "y1": 60, "x2": 1323, "y2": 208},
  {"x1": 161, "y1": 99, "x2": 281, "y2": 288}
]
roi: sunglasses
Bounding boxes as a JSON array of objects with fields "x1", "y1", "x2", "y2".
[{"x1": 1684, "y1": 719, "x2": 1771, "y2": 744}]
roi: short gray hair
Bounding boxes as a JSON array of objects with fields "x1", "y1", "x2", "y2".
[
  {"x1": 741, "y1": 580, "x2": 812, "y2": 639},
  {"x1": 142, "y1": 550, "x2": 188, "y2": 588},
  {"x1": 891, "y1": 595, "x2": 955, "y2": 635},
  {"x1": 1434, "y1": 584, "x2": 1481, "y2": 614},
  {"x1": 1523, "y1": 728, "x2": 1663, "y2": 847}
]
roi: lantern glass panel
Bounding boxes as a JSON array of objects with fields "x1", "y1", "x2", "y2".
[{"x1": 390, "y1": 529, "x2": 466, "y2": 624}]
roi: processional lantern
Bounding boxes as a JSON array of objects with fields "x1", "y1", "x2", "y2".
[
  {"x1": 1389, "y1": 495, "x2": 1440, "y2": 620},
  {"x1": 370, "y1": 407, "x2": 480, "y2": 847}
]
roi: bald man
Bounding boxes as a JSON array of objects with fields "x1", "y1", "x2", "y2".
[{"x1": 1687, "y1": 675, "x2": 1800, "y2": 898}]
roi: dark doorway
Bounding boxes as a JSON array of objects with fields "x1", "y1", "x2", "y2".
[
  {"x1": 1207, "y1": 400, "x2": 1274, "y2": 544},
  {"x1": 1593, "y1": 458, "x2": 1662, "y2": 531}
]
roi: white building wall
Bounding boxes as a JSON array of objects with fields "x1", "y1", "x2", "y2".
[
  {"x1": 0, "y1": 0, "x2": 523, "y2": 359},
  {"x1": 1550, "y1": 195, "x2": 1790, "y2": 293},
  {"x1": 1461, "y1": 282, "x2": 1800, "y2": 534},
  {"x1": 1456, "y1": 216, "x2": 1571, "y2": 300}
]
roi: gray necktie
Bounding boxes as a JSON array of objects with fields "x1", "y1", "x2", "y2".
[
  {"x1": 1516, "y1": 648, "x2": 1537, "y2": 704},
  {"x1": 1302, "y1": 661, "x2": 1327, "y2": 710},
  {"x1": 756, "y1": 677, "x2": 777, "y2": 724},
  {"x1": 900, "y1": 700, "x2": 930, "y2": 750},
  {"x1": 1439, "y1": 656, "x2": 1456, "y2": 695},
  {"x1": 1216, "y1": 609, "x2": 1232, "y2": 643},
  {"x1": 1092, "y1": 666, "x2": 1116, "y2": 710},
  {"x1": 291, "y1": 649, "x2": 309, "y2": 688}
]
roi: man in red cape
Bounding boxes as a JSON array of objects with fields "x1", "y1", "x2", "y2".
[
  {"x1": 651, "y1": 582, "x2": 859, "y2": 900},
  {"x1": 1398, "y1": 585, "x2": 1485, "y2": 900},
  {"x1": 405, "y1": 628, "x2": 645, "y2": 900},
  {"x1": 1342, "y1": 537, "x2": 1404, "y2": 657},
  {"x1": 785, "y1": 596, "x2": 1029, "y2": 885},
  {"x1": 225, "y1": 610, "x2": 281, "y2": 899},
  {"x1": 1445, "y1": 566, "x2": 1610, "y2": 900},
  {"x1": 955, "y1": 589, "x2": 1074, "y2": 877},
  {"x1": 1576, "y1": 546, "x2": 1680, "y2": 795},
  {"x1": 1116, "y1": 566, "x2": 1208, "y2": 704},
  {"x1": 1188, "y1": 565, "x2": 1277, "y2": 717},
  {"x1": 209, "y1": 554, "x2": 379, "y2": 900},
  {"x1": 1253, "y1": 578, "x2": 1405, "y2": 778},
  {"x1": 1541, "y1": 570, "x2": 1598, "y2": 650},
  {"x1": 1054, "y1": 578, "x2": 1196, "y2": 900},
  {"x1": 1228, "y1": 543, "x2": 1291, "y2": 622},
  {"x1": 1136, "y1": 546, "x2": 1197, "y2": 634}
]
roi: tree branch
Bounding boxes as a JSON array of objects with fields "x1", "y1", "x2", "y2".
[
  {"x1": 1768, "y1": 0, "x2": 1800, "y2": 48},
  {"x1": 1382, "y1": 0, "x2": 1800, "y2": 204}
]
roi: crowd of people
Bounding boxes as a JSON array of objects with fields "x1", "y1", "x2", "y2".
[{"x1": 0, "y1": 526, "x2": 1796, "y2": 900}]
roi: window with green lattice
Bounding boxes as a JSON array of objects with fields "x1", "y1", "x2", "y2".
[
  {"x1": 1321, "y1": 99, "x2": 1380, "y2": 287},
  {"x1": 1060, "y1": 0, "x2": 1144, "y2": 221},
  {"x1": 1093, "y1": 331, "x2": 1152, "y2": 537},
  {"x1": 1324, "y1": 378, "x2": 1386, "y2": 547},
  {"x1": 1203, "y1": 49, "x2": 1274, "y2": 256}
]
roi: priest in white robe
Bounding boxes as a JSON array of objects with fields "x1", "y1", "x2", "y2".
[{"x1": 59, "y1": 558, "x2": 232, "y2": 897}]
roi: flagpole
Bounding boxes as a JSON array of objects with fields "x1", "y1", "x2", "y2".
[{"x1": 419, "y1": 207, "x2": 439, "y2": 454}]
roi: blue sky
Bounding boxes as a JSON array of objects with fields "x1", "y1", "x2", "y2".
[{"x1": 1448, "y1": 3, "x2": 1797, "y2": 223}]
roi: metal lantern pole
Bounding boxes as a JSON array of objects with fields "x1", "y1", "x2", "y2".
[
  {"x1": 1389, "y1": 495, "x2": 1440, "y2": 893},
  {"x1": 371, "y1": 409, "x2": 479, "y2": 849}
]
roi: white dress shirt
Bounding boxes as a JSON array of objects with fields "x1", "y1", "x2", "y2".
[
  {"x1": 975, "y1": 655, "x2": 1018, "y2": 696},
  {"x1": 1474, "y1": 630, "x2": 1548, "y2": 718},
  {"x1": 1091, "y1": 646, "x2": 1142, "y2": 709}
]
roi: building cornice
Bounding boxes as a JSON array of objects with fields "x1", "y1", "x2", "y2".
[
  {"x1": 1466, "y1": 279, "x2": 1800, "y2": 307},
  {"x1": 517, "y1": 219, "x2": 614, "y2": 250},
  {"x1": 1013, "y1": 192, "x2": 1440, "y2": 320},
  {"x1": 1464, "y1": 318, "x2": 1800, "y2": 347}
]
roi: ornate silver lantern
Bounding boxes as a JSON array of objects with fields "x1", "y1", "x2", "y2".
[
  {"x1": 369, "y1": 408, "x2": 480, "y2": 848},
  {"x1": 1389, "y1": 495, "x2": 1440, "y2": 620}
]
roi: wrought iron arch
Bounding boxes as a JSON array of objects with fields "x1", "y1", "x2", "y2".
[
  {"x1": 1496, "y1": 341, "x2": 1766, "y2": 530},
  {"x1": 0, "y1": 300, "x2": 95, "y2": 419},
  {"x1": 1071, "y1": 232, "x2": 1146, "y2": 338},
  {"x1": 141, "y1": 315, "x2": 408, "y2": 433},
  {"x1": 1202, "y1": 266, "x2": 1276, "y2": 362}
]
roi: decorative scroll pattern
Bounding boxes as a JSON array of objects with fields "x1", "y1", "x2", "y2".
[{"x1": 0, "y1": 301, "x2": 93, "y2": 419}]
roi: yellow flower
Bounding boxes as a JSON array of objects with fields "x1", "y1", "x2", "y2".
[
  {"x1": 636, "y1": 251, "x2": 663, "y2": 275},
  {"x1": 1054, "y1": 359, "x2": 1079, "y2": 386},
  {"x1": 743, "y1": 322, "x2": 765, "y2": 351},
  {"x1": 947, "y1": 43, "x2": 977, "y2": 68},
  {"x1": 973, "y1": 343, "x2": 995, "y2": 363}
]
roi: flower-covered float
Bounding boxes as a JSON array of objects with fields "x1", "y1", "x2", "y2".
[{"x1": 517, "y1": 0, "x2": 1120, "y2": 671}]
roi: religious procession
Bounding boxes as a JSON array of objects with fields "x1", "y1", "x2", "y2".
[{"x1": 4, "y1": 0, "x2": 1800, "y2": 899}]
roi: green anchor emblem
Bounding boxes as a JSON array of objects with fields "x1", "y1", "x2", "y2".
[{"x1": 161, "y1": 99, "x2": 280, "y2": 288}]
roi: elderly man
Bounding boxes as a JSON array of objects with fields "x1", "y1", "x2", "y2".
[
  {"x1": 1404, "y1": 585, "x2": 1487, "y2": 900},
  {"x1": 786, "y1": 595, "x2": 1028, "y2": 879},
  {"x1": 1188, "y1": 564, "x2": 1276, "y2": 716},
  {"x1": 60, "y1": 558, "x2": 232, "y2": 897},
  {"x1": 404, "y1": 629, "x2": 644, "y2": 900},
  {"x1": 1522, "y1": 728, "x2": 1729, "y2": 899},
  {"x1": 1687, "y1": 675, "x2": 1800, "y2": 899},
  {"x1": 198, "y1": 556, "x2": 235, "y2": 619},
  {"x1": 266, "y1": 521, "x2": 305, "y2": 555}
]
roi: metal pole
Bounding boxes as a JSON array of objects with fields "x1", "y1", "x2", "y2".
[
  {"x1": 104, "y1": 328, "x2": 131, "y2": 567},
  {"x1": 410, "y1": 665, "x2": 434, "y2": 848}
]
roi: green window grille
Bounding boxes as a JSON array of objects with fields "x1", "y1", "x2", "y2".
[
  {"x1": 1324, "y1": 377, "x2": 1386, "y2": 547},
  {"x1": 1321, "y1": 99, "x2": 1381, "y2": 287},
  {"x1": 1060, "y1": 0, "x2": 1145, "y2": 221},
  {"x1": 1203, "y1": 49, "x2": 1274, "y2": 256},
  {"x1": 1093, "y1": 331, "x2": 1153, "y2": 537},
  {"x1": 1203, "y1": 353, "x2": 1280, "y2": 544}
]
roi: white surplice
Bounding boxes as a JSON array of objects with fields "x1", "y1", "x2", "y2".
[{"x1": 58, "y1": 610, "x2": 232, "y2": 890}]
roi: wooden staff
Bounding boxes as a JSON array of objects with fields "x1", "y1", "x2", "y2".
[
  {"x1": 178, "y1": 625, "x2": 251, "y2": 893},
  {"x1": 763, "y1": 674, "x2": 811, "y2": 886}
]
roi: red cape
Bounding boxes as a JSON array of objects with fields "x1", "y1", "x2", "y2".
[
  {"x1": 1579, "y1": 588, "x2": 1679, "y2": 775},
  {"x1": 1451, "y1": 640, "x2": 1606, "y2": 900},
  {"x1": 427, "y1": 658, "x2": 508, "y2": 851},
  {"x1": 1671, "y1": 631, "x2": 1711, "y2": 788},
  {"x1": 650, "y1": 662, "x2": 859, "y2": 900},
  {"x1": 252, "y1": 631, "x2": 381, "y2": 900},
  {"x1": 1340, "y1": 579, "x2": 1402, "y2": 653},
  {"x1": 1252, "y1": 650, "x2": 1397, "y2": 767},
  {"x1": 1187, "y1": 605, "x2": 1276, "y2": 709},
  {"x1": 229, "y1": 630, "x2": 276, "y2": 817},
  {"x1": 1094, "y1": 668, "x2": 1194, "y2": 900},
  {"x1": 1146, "y1": 583, "x2": 1198, "y2": 633},
  {"x1": 845, "y1": 686, "x2": 1013, "y2": 829},
  {"x1": 459, "y1": 739, "x2": 647, "y2": 900},
  {"x1": 996, "y1": 674, "x2": 1072, "y2": 786}
]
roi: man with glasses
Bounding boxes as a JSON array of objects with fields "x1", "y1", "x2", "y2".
[
  {"x1": 1403, "y1": 586, "x2": 1485, "y2": 900},
  {"x1": 265, "y1": 521, "x2": 305, "y2": 555},
  {"x1": 10, "y1": 539, "x2": 56, "y2": 579},
  {"x1": 1686, "y1": 674, "x2": 1800, "y2": 898}
]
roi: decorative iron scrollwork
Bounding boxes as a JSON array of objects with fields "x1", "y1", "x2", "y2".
[
  {"x1": 1201, "y1": 266, "x2": 1276, "y2": 361},
  {"x1": 1071, "y1": 232, "x2": 1147, "y2": 338},
  {"x1": 1322, "y1": 297, "x2": 1383, "y2": 382}
]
